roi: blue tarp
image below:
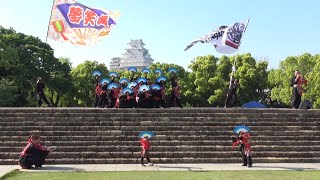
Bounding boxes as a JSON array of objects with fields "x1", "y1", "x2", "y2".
[{"x1": 241, "y1": 101, "x2": 267, "y2": 108}]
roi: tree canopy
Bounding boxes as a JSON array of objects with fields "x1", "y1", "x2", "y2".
[
  {"x1": 268, "y1": 53, "x2": 320, "y2": 108},
  {"x1": 0, "y1": 26, "x2": 319, "y2": 108}
]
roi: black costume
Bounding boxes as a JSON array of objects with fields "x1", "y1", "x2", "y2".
[
  {"x1": 290, "y1": 76, "x2": 304, "y2": 109},
  {"x1": 138, "y1": 91, "x2": 154, "y2": 108},
  {"x1": 36, "y1": 81, "x2": 51, "y2": 107},
  {"x1": 152, "y1": 89, "x2": 166, "y2": 108},
  {"x1": 119, "y1": 93, "x2": 137, "y2": 108},
  {"x1": 169, "y1": 77, "x2": 182, "y2": 108},
  {"x1": 225, "y1": 78, "x2": 239, "y2": 107}
]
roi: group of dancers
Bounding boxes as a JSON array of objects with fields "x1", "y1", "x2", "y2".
[{"x1": 94, "y1": 67, "x2": 183, "y2": 108}]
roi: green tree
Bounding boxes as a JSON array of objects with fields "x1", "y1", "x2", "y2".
[
  {"x1": 305, "y1": 54, "x2": 320, "y2": 108},
  {"x1": 45, "y1": 57, "x2": 74, "y2": 107},
  {"x1": 0, "y1": 78, "x2": 19, "y2": 106},
  {"x1": 0, "y1": 26, "x2": 68, "y2": 106},
  {"x1": 188, "y1": 54, "x2": 269, "y2": 107},
  {"x1": 269, "y1": 53, "x2": 319, "y2": 108}
]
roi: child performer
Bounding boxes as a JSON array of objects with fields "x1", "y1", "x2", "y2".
[
  {"x1": 19, "y1": 134, "x2": 55, "y2": 169},
  {"x1": 232, "y1": 131, "x2": 253, "y2": 167},
  {"x1": 140, "y1": 136, "x2": 153, "y2": 167}
]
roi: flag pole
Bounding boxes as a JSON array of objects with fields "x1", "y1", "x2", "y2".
[{"x1": 45, "y1": 0, "x2": 55, "y2": 43}]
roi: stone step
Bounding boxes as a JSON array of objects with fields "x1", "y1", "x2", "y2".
[
  {"x1": 2, "y1": 151, "x2": 320, "y2": 159},
  {"x1": 1, "y1": 140, "x2": 318, "y2": 147},
  {"x1": 0, "y1": 116, "x2": 320, "y2": 125},
  {"x1": 1, "y1": 107, "x2": 319, "y2": 114},
  {"x1": 0, "y1": 108, "x2": 319, "y2": 164},
  {"x1": 0, "y1": 116, "x2": 319, "y2": 125},
  {"x1": 0, "y1": 121, "x2": 318, "y2": 127},
  {"x1": 2, "y1": 157, "x2": 320, "y2": 165},
  {"x1": 0, "y1": 126, "x2": 318, "y2": 132},
  {"x1": 1, "y1": 130, "x2": 319, "y2": 137},
  {"x1": 1, "y1": 135, "x2": 319, "y2": 142},
  {"x1": 2, "y1": 145, "x2": 320, "y2": 152},
  {"x1": 1, "y1": 116, "x2": 319, "y2": 123},
  {"x1": 1, "y1": 112, "x2": 319, "y2": 119}
]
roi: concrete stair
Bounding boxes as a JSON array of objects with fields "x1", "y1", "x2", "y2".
[{"x1": 0, "y1": 108, "x2": 319, "y2": 165}]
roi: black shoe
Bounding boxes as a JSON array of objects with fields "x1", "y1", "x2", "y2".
[
  {"x1": 248, "y1": 165, "x2": 252, "y2": 168},
  {"x1": 21, "y1": 166, "x2": 32, "y2": 169},
  {"x1": 242, "y1": 164, "x2": 247, "y2": 166}
]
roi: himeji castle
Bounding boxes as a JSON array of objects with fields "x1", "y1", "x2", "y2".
[{"x1": 109, "y1": 39, "x2": 154, "y2": 70}]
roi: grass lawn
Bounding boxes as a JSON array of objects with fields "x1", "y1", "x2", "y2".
[{"x1": 2, "y1": 170, "x2": 320, "y2": 180}]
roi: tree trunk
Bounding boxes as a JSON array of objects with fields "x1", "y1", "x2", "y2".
[
  {"x1": 50, "y1": 91, "x2": 54, "y2": 105},
  {"x1": 55, "y1": 93, "x2": 60, "y2": 107}
]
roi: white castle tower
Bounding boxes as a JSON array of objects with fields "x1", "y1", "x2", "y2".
[{"x1": 109, "y1": 39, "x2": 154, "y2": 70}]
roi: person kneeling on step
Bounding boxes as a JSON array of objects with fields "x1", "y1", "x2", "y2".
[
  {"x1": 140, "y1": 136, "x2": 153, "y2": 167},
  {"x1": 19, "y1": 134, "x2": 55, "y2": 169}
]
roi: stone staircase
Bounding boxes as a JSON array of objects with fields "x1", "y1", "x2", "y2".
[{"x1": 0, "y1": 108, "x2": 319, "y2": 165}]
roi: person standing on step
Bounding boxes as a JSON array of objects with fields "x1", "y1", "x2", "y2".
[
  {"x1": 232, "y1": 131, "x2": 253, "y2": 167},
  {"x1": 99, "y1": 87, "x2": 109, "y2": 108},
  {"x1": 169, "y1": 73, "x2": 183, "y2": 108},
  {"x1": 290, "y1": 70, "x2": 307, "y2": 109},
  {"x1": 140, "y1": 136, "x2": 153, "y2": 167},
  {"x1": 19, "y1": 134, "x2": 55, "y2": 169},
  {"x1": 224, "y1": 76, "x2": 239, "y2": 108},
  {"x1": 94, "y1": 76, "x2": 102, "y2": 108},
  {"x1": 36, "y1": 77, "x2": 51, "y2": 107}
]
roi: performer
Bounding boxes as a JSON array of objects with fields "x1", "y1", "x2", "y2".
[
  {"x1": 152, "y1": 89, "x2": 162, "y2": 108},
  {"x1": 138, "y1": 90, "x2": 154, "y2": 108},
  {"x1": 36, "y1": 77, "x2": 51, "y2": 107},
  {"x1": 19, "y1": 134, "x2": 55, "y2": 169},
  {"x1": 291, "y1": 70, "x2": 307, "y2": 109},
  {"x1": 119, "y1": 92, "x2": 137, "y2": 108},
  {"x1": 140, "y1": 136, "x2": 153, "y2": 167},
  {"x1": 109, "y1": 86, "x2": 120, "y2": 108},
  {"x1": 157, "y1": 80, "x2": 167, "y2": 103},
  {"x1": 169, "y1": 73, "x2": 183, "y2": 108},
  {"x1": 94, "y1": 76, "x2": 102, "y2": 108},
  {"x1": 224, "y1": 76, "x2": 239, "y2": 108},
  {"x1": 232, "y1": 131, "x2": 253, "y2": 167},
  {"x1": 98, "y1": 82, "x2": 109, "y2": 108},
  {"x1": 120, "y1": 81, "x2": 128, "y2": 89}
]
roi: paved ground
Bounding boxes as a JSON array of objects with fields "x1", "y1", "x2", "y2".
[
  {"x1": 1, "y1": 163, "x2": 320, "y2": 176},
  {"x1": 0, "y1": 165, "x2": 19, "y2": 178}
]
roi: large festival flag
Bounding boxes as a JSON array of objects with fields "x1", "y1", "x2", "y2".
[
  {"x1": 184, "y1": 19, "x2": 249, "y2": 54},
  {"x1": 47, "y1": 0, "x2": 119, "y2": 46},
  {"x1": 184, "y1": 25, "x2": 227, "y2": 51},
  {"x1": 216, "y1": 19, "x2": 250, "y2": 54}
]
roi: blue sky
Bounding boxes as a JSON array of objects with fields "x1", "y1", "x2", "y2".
[{"x1": 0, "y1": 0, "x2": 319, "y2": 70}]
